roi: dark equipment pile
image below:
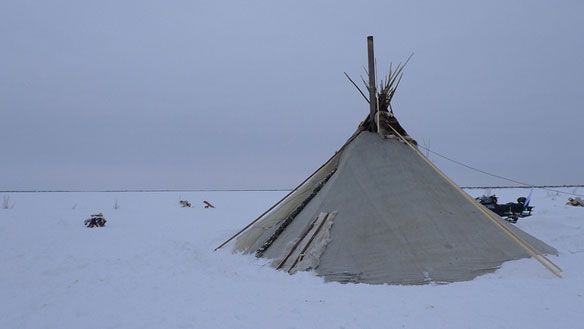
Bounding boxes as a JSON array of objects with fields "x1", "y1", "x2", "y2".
[
  {"x1": 84, "y1": 213, "x2": 107, "y2": 228},
  {"x1": 476, "y1": 195, "x2": 532, "y2": 223}
]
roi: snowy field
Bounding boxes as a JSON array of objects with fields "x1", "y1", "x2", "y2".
[{"x1": 1, "y1": 188, "x2": 583, "y2": 329}]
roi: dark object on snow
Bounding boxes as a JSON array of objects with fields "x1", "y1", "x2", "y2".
[
  {"x1": 203, "y1": 200, "x2": 215, "y2": 209},
  {"x1": 84, "y1": 213, "x2": 107, "y2": 228},
  {"x1": 566, "y1": 197, "x2": 584, "y2": 207},
  {"x1": 476, "y1": 195, "x2": 533, "y2": 223},
  {"x1": 179, "y1": 200, "x2": 192, "y2": 207}
]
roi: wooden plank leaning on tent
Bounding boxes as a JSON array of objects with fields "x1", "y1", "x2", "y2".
[
  {"x1": 286, "y1": 211, "x2": 337, "y2": 273},
  {"x1": 275, "y1": 215, "x2": 320, "y2": 270}
]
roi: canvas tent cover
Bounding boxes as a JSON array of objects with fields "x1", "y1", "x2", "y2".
[{"x1": 235, "y1": 131, "x2": 557, "y2": 285}]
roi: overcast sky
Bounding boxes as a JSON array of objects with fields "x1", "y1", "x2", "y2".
[{"x1": 1, "y1": 0, "x2": 583, "y2": 190}]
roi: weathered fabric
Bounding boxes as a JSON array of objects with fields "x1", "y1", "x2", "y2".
[{"x1": 236, "y1": 132, "x2": 557, "y2": 285}]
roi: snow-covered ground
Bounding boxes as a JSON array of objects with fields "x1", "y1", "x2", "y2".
[{"x1": 1, "y1": 188, "x2": 583, "y2": 329}]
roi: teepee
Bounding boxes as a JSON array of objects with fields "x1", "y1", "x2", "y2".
[{"x1": 216, "y1": 36, "x2": 560, "y2": 285}]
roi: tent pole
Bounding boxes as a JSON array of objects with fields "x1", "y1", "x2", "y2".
[{"x1": 367, "y1": 36, "x2": 377, "y2": 131}]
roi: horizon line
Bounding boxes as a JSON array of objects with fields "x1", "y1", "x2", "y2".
[{"x1": 1, "y1": 184, "x2": 583, "y2": 193}]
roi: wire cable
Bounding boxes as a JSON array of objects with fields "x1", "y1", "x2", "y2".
[{"x1": 417, "y1": 144, "x2": 584, "y2": 198}]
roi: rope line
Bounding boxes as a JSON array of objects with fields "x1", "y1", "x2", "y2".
[{"x1": 417, "y1": 145, "x2": 584, "y2": 198}]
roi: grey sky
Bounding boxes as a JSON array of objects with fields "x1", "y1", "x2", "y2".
[{"x1": 1, "y1": 0, "x2": 583, "y2": 190}]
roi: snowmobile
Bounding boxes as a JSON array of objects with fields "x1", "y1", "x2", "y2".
[{"x1": 476, "y1": 194, "x2": 533, "y2": 223}]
